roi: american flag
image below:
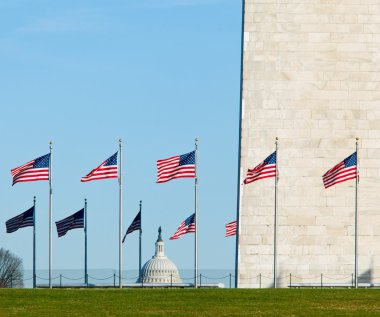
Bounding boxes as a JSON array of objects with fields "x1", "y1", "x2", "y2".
[
  {"x1": 55, "y1": 209, "x2": 84, "y2": 237},
  {"x1": 122, "y1": 211, "x2": 141, "y2": 243},
  {"x1": 6, "y1": 206, "x2": 34, "y2": 233},
  {"x1": 11, "y1": 153, "x2": 50, "y2": 186},
  {"x1": 169, "y1": 213, "x2": 195, "y2": 240},
  {"x1": 243, "y1": 151, "x2": 276, "y2": 185},
  {"x1": 323, "y1": 152, "x2": 357, "y2": 189},
  {"x1": 157, "y1": 151, "x2": 196, "y2": 183},
  {"x1": 225, "y1": 220, "x2": 237, "y2": 237},
  {"x1": 81, "y1": 152, "x2": 118, "y2": 182}
]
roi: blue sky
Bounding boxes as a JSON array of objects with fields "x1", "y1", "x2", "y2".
[{"x1": 0, "y1": 0, "x2": 242, "y2": 274}]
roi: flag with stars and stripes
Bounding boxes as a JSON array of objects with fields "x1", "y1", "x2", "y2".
[
  {"x1": 170, "y1": 213, "x2": 195, "y2": 240},
  {"x1": 6, "y1": 206, "x2": 34, "y2": 233},
  {"x1": 243, "y1": 151, "x2": 276, "y2": 185},
  {"x1": 55, "y1": 209, "x2": 84, "y2": 237},
  {"x1": 122, "y1": 211, "x2": 141, "y2": 243},
  {"x1": 11, "y1": 154, "x2": 50, "y2": 186},
  {"x1": 157, "y1": 151, "x2": 195, "y2": 183},
  {"x1": 81, "y1": 152, "x2": 118, "y2": 182},
  {"x1": 323, "y1": 152, "x2": 357, "y2": 189},
  {"x1": 225, "y1": 220, "x2": 237, "y2": 237}
]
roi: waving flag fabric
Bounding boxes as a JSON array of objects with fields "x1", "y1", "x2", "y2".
[
  {"x1": 225, "y1": 220, "x2": 237, "y2": 237},
  {"x1": 11, "y1": 154, "x2": 50, "y2": 185},
  {"x1": 81, "y1": 152, "x2": 118, "y2": 182},
  {"x1": 243, "y1": 151, "x2": 276, "y2": 185},
  {"x1": 6, "y1": 206, "x2": 34, "y2": 233},
  {"x1": 122, "y1": 211, "x2": 141, "y2": 243},
  {"x1": 323, "y1": 152, "x2": 357, "y2": 189},
  {"x1": 55, "y1": 209, "x2": 84, "y2": 237},
  {"x1": 157, "y1": 151, "x2": 195, "y2": 183},
  {"x1": 170, "y1": 213, "x2": 195, "y2": 240}
]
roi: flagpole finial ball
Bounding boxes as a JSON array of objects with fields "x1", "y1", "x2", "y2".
[
  {"x1": 276, "y1": 137, "x2": 278, "y2": 141},
  {"x1": 119, "y1": 139, "x2": 122, "y2": 143},
  {"x1": 356, "y1": 137, "x2": 359, "y2": 141}
]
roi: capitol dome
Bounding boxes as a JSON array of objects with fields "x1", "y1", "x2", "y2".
[{"x1": 138, "y1": 227, "x2": 182, "y2": 284}]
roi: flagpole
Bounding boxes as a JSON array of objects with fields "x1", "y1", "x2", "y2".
[
  {"x1": 194, "y1": 138, "x2": 199, "y2": 289},
  {"x1": 119, "y1": 139, "x2": 123, "y2": 288},
  {"x1": 274, "y1": 137, "x2": 278, "y2": 289},
  {"x1": 355, "y1": 138, "x2": 359, "y2": 289},
  {"x1": 139, "y1": 200, "x2": 142, "y2": 283},
  {"x1": 33, "y1": 196, "x2": 36, "y2": 289},
  {"x1": 49, "y1": 141, "x2": 53, "y2": 289},
  {"x1": 85, "y1": 198, "x2": 88, "y2": 286}
]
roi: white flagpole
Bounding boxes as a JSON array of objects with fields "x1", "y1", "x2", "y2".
[
  {"x1": 194, "y1": 138, "x2": 199, "y2": 289},
  {"x1": 33, "y1": 196, "x2": 36, "y2": 289},
  {"x1": 49, "y1": 141, "x2": 53, "y2": 289},
  {"x1": 355, "y1": 137, "x2": 359, "y2": 288},
  {"x1": 274, "y1": 137, "x2": 278, "y2": 288},
  {"x1": 84, "y1": 198, "x2": 88, "y2": 286},
  {"x1": 139, "y1": 200, "x2": 142, "y2": 282},
  {"x1": 119, "y1": 139, "x2": 123, "y2": 288}
]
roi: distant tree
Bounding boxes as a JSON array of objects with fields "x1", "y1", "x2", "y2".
[{"x1": 0, "y1": 248, "x2": 23, "y2": 288}]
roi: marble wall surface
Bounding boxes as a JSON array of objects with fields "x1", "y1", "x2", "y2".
[{"x1": 238, "y1": 0, "x2": 380, "y2": 288}]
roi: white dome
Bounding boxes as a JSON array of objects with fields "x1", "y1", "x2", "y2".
[{"x1": 138, "y1": 227, "x2": 182, "y2": 284}]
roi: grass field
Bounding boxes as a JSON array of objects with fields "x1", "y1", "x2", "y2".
[{"x1": 0, "y1": 289, "x2": 380, "y2": 316}]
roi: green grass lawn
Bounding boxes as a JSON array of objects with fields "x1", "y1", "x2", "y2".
[{"x1": 0, "y1": 289, "x2": 379, "y2": 316}]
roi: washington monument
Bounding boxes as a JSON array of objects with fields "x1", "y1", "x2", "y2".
[{"x1": 236, "y1": 0, "x2": 380, "y2": 288}]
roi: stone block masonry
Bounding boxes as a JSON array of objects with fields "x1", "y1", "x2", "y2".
[{"x1": 238, "y1": 0, "x2": 380, "y2": 288}]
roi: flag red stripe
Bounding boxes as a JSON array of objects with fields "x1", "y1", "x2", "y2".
[
  {"x1": 324, "y1": 175, "x2": 357, "y2": 189},
  {"x1": 322, "y1": 162, "x2": 345, "y2": 178},
  {"x1": 244, "y1": 175, "x2": 276, "y2": 184},
  {"x1": 157, "y1": 163, "x2": 181, "y2": 174},
  {"x1": 157, "y1": 165, "x2": 195, "y2": 177},
  {"x1": 323, "y1": 169, "x2": 357, "y2": 187},
  {"x1": 158, "y1": 171, "x2": 196, "y2": 179},
  {"x1": 12, "y1": 176, "x2": 49, "y2": 185},
  {"x1": 81, "y1": 174, "x2": 118, "y2": 182},
  {"x1": 13, "y1": 174, "x2": 49, "y2": 182},
  {"x1": 157, "y1": 174, "x2": 196, "y2": 183},
  {"x1": 157, "y1": 156, "x2": 179, "y2": 164},
  {"x1": 11, "y1": 161, "x2": 34, "y2": 176},
  {"x1": 323, "y1": 164, "x2": 350, "y2": 181},
  {"x1": 225, "y1": 220, "x2": 237, "y2": 237},
  {"x1": 323, "y1": 166, "x2": 356, "y2": 181},
  {"x1": 13, "y1": 171, "x2": 49, "y2": 178}
]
